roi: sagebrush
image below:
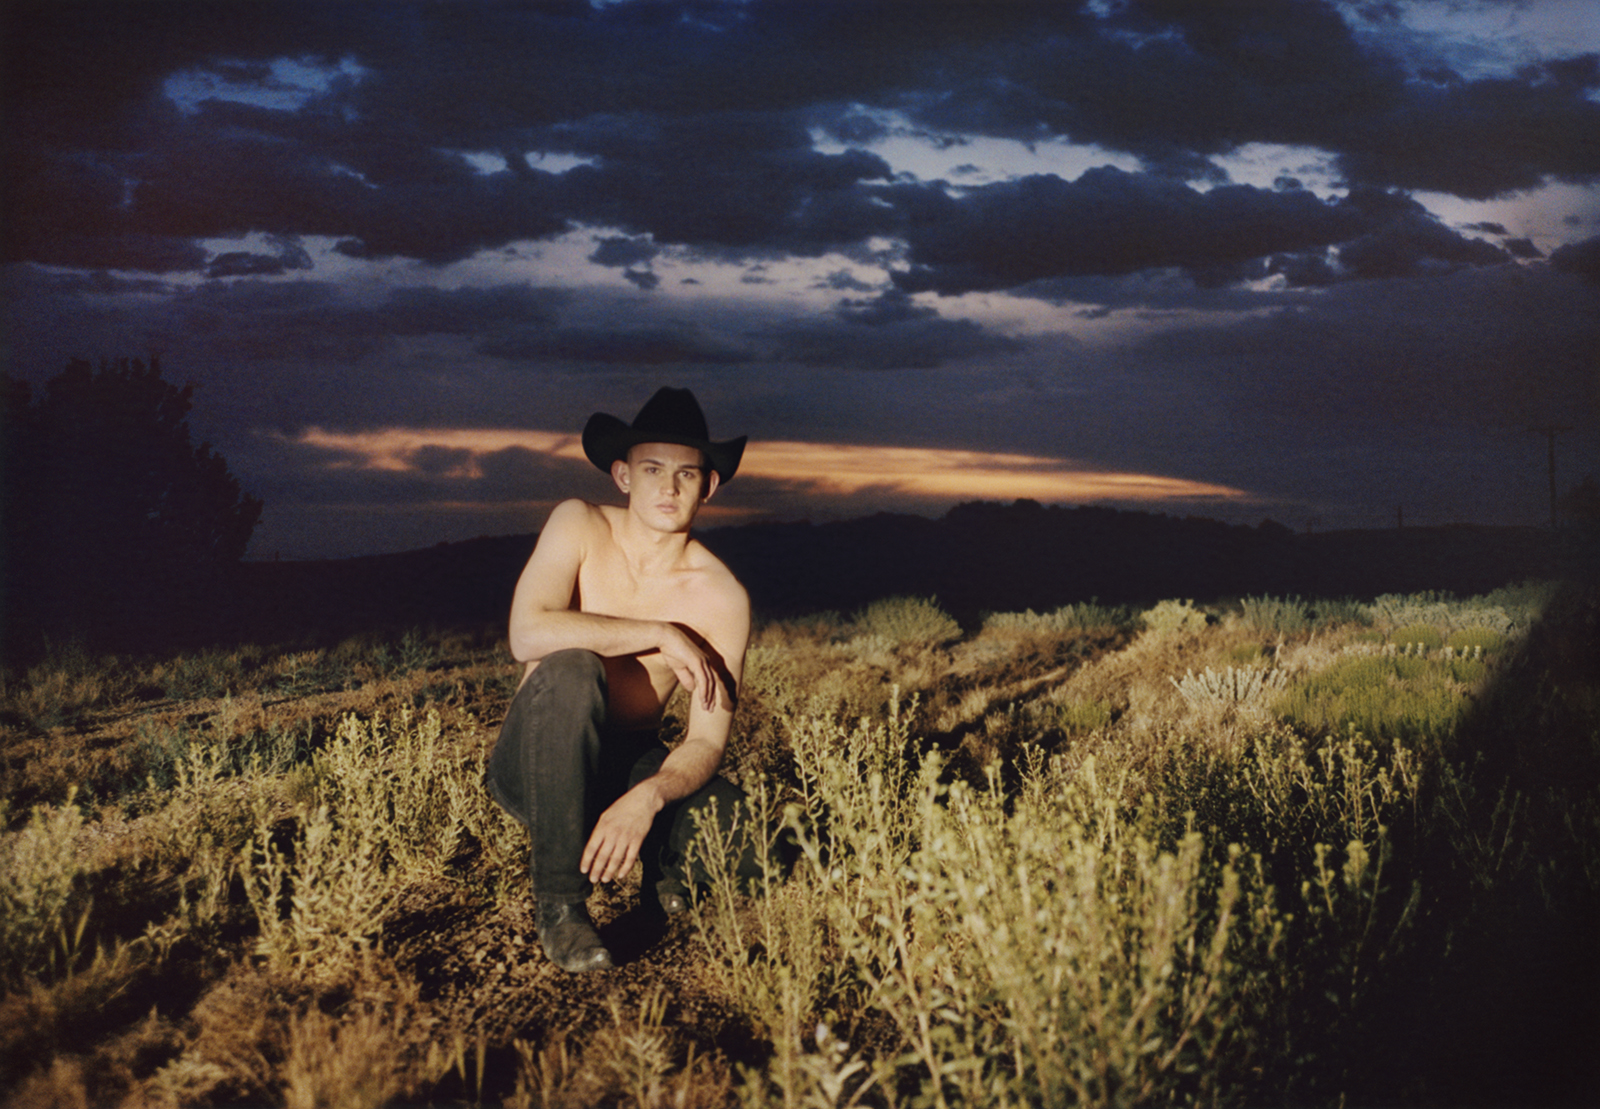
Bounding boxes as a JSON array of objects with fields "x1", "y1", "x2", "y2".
[{"x1": 1, "y1": 585, "x2": 1594, "y2": 1107}]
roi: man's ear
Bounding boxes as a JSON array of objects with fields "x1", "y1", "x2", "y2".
[
  {"x1": 611, "y1": 458, "x2": 630, "y2": 494},
  {"x1": 702, "y1": 469, "x2": 721, "y2": 502}
]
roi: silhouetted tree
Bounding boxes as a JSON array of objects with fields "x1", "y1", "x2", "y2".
[
  {"x1": 2, "y1": 357, "x2": 262, "y2": 658},
  {"x1": 1560, "y1": 475, "x2": 1600, "y2": 528}
]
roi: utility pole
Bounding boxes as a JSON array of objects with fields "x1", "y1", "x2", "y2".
[{"x1": 1531, "y1": 425, "x2": 1573, "y2": 529}]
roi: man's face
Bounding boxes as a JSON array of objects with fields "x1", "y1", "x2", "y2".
[{"x1": 612, "y1": 442, "x2": 718, "y2": 532}]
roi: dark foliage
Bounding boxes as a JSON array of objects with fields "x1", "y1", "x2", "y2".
[{"x1": 2, "y1": 357, "x2": 261, "y2": 659}]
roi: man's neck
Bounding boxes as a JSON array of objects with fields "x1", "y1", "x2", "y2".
[{"x1": 613, "y1": 507, "x2": 694, "y2": 575}]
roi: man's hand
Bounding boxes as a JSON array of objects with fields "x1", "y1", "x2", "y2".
[
  {"x1": 581, "y1": 783, "x2": 664, "y2": 885},
  {"x1": 656, "y1": 623, "x2": 728, "y2": 713}
]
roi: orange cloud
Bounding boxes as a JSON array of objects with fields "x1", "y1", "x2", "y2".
[
  {"x1": 743, "y1": 441, "x2": 1247, "y2": 502},
  {"x1": 279, "y1": 427, "x2": 1249, "y2": 505},
  {"x1": 286, "y1": 426, "x2": 584, "y2": 477}
]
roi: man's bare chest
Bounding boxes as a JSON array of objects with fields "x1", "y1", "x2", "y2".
[{"x1": 575, "y1": 550, "x2": 702, "y2": 626}]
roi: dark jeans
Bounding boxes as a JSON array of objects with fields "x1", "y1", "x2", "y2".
[{"x1": 485, "y1": 648, "x2": 758, "y2": 905}]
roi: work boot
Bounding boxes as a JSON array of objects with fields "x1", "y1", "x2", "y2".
[
  {"x1": 535, "y1": 900, "x2": 613, "y2": 973},
  {"x1": 650, "y1": 875, "x2": 690, "y2": 916}
]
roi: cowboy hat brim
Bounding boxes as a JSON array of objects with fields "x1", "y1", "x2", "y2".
[{"x1": 582, "y1": 413, "x2": 746, "y2": 484}]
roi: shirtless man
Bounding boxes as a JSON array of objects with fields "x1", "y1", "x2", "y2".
[{"x1": 486, "y1": 387, "x2": 754, "y2": 973}]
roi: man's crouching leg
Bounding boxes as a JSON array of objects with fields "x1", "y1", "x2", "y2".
[
  {"x1": 485, "y1": 649, "x2": 613, "y2": 973},
  {"x1": 652, "y1": 776, "x2": 768, "y2": 911}
]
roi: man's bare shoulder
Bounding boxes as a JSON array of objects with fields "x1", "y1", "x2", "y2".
[
  {"x1": 540, "y1": 498, "x2": 612, "y2": 543},
  {"x1": 546, "y1": 497, "x2": 608, "y2": 526},
  {"x1": 682, "y1": 539, "x2": 749, "y2": 614}
]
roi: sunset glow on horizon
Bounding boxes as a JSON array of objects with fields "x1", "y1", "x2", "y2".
[{"x1": 278, "y1": 426, "x2": 1252, "y2": 511}]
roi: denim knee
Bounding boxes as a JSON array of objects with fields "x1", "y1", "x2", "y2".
[
  {"x1": 535, "y1": 648, "x2": 606, "y2": 691},
  {"x1": 486, "y1": 648, "x2": 608, "y2": 832}
]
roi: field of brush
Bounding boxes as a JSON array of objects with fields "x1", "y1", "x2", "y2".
[{"x1": 2, "y1": 583, "x2": 1597, "y2": 1108}]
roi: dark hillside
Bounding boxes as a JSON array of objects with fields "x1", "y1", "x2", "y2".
[
  {"x1": 214, "y1": 502, "x2": 1584, "y2": 649},
  {"x1": 230, "y1": 534, "x2": 533, "y2": 647},
  {"x1": 699, "y1": 501, "x2": 1578, "y2": 623}
]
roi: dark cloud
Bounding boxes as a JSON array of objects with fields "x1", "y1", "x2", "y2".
[
  {"x1": 836, "y1": 289, "x2": 937, "y2": 326},
  {"x1": 477, "y1": 325, "x2": 751, "y2": 365},
  {"x1": 6, "y1": 1, "x2": 1596, "y2": 282},
  {"x1": 1550, "y1": 235, "x2": 1600, "y2": 282},
  {"x1": 816, "y1": 269, "x2": 881, "y2": 293},
  {"x1": 888, "y1": 170, "x2": 1505, "y2": 295},
  {"x1": 34, "y1": 234, "x2": 211, "y2": 275},
  {"x1": 550, "y1": 113, "x2": 897, "y2": 255},
  {"x1": 767, "y1": 293, "x2": 1025, "y2": 370},
  {"x1": 1335, "y1": 210, "x2": 1510, "y2": 279},
  {"x1": 206, "y1": 235, "x2": 314, "y2": 278},
  {"x1": 1134, "y1": 262, "x2": 1598, "y2": 434},
  {"x1": 405, "y1": 444, "x2": 475, "y2": 477},
  {"x1": 588, "y1": 235, "x2": 659, "y2": 268},
  {"x1": 1333, "y1": 63, "x2": 1600, "y2": 199},
  {"x1": 374, "y1": 284, "x2": 566, "y2": 335}
]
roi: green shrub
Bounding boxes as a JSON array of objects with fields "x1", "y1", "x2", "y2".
[
  {"x1": 851, "y1": 596, "x2": 961, "y2": 647},
  {"x1": 1391, "y1": 624, "x2": 1444, "y2": 652},
  {"x1": 1447, "y1": 627, "x2": 1506, "y2": 655},
  {"x1": 1364, "y1": 592, "x2": 1454, "y2": 632},
  {"x1": 1240, "y1": 595, "x2": 1311, "y2": 636},
  {"x1": 1310, "y1": 597, "x2": 1372, "y2": 628},
  {"x1": 151, "y1": 647, "x2": 255, "y2": 701},
  {"x1": 1171, "y1": 665, "x2": 1289, "y2": 707},
  {"x1": 1475, "y1": 580, "x2": 1559, "y2": 627},
  {"x1": 369, "y1": 628, "x2": 442, "y2": 677},
  {"x1": 0, "y1": 791, "x2": 91, "y2": 985},
  {"x1": 693, "y1": 693, "x2": 1427, "y2": 1108},
  {"x1": 244, "y1": 707, "x2": 523, "y2": 982},
  {"x1": 1047, "y1": 697, "x2": 1114, "y2": 734},
  {"x1": 1364, "y1": 589, "x2": 1539, "y2": 638},
  {"x1": 5, "y1": 643, "x2": 119, "y2": 730},
  {"x1": 1140, "y1": 598, "x2": 1208, "y2": 636},
  {"x1": 270, "y1": 649, "x2": 342, "y2": 697},
  {"x1": 983, "y1": 601, "x2": 1132, "y2": 634},
  {"x1": 1275, "y1": 653, "x2": 1486, "y2": 743},
  {"x1": 1228, "y1": 642, "x2": 1267, "y2": 664}
]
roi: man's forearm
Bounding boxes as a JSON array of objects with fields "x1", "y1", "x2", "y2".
[
  {"x1": 636, "y1": 737, "x2": 725, "y2": 808},
  {"x1": 510, "y1": 608, "x2": 665, "y2": 664}
]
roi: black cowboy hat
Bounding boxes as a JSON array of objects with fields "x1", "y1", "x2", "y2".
[{"x1": 582, "y1": 387, "x2": 747, "y2": 484}]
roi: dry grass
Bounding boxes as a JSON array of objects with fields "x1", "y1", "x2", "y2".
[{"x1": 0, "y1": 588, "x2": 1593, "y2": 1107}]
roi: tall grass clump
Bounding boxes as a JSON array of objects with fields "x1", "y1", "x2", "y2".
[
  {"x1": 1446, "y1": 626, "x2": 1505, "y2": 655},
  {"x1": 850, "y1": 596, "x2": 961, "y2": 647},
  {"x1": 1239, "y1": 594, "x2": 1312, "y2": 636},
  {"x1": 1362, "y1": 585, "x2": 1553, "y2": 644},
  {"x1": 0, "y1": 791, "x2": 91, "y2": 985},
  {"x1": 3, "y1": 642, "x2": 123, "y2": 731},
  {"x1": 150, "y1": 646, "x2": 260, "y2": 701},
  {"x1": 1140, "y1": 598, "x2": 1207, "y2": 637},
  {"x1": 1171, "y1": 664, "x2": 1289, "y2": 708},
  {"x1": 1276, "y1": 652, "x2": 1489, "y2": 746},
  {"x1": 244, "y1": 706, "x2": 521, "y2": 981},
  {"x1": 982, "y1": 600, "x2": 1132, "y2": 634}
]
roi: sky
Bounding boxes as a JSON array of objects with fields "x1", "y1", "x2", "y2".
[{"x1": 3, "y1": 0, "x2": 1598, "y2": 560}]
